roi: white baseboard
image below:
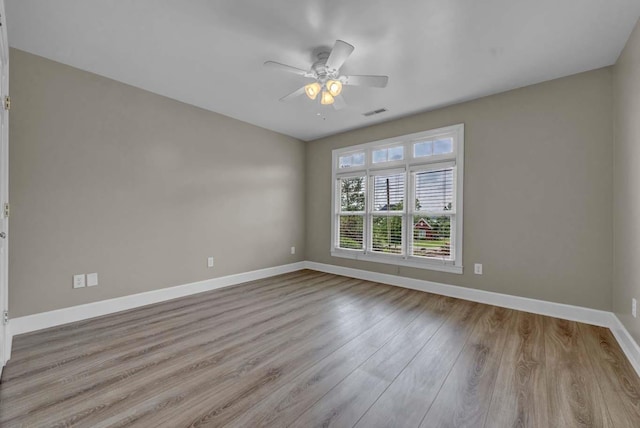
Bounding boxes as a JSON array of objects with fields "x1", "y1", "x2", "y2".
[
  {"x1": 8, "y1": 262, "x2": 305, "y2": 341},
  {"x1": 5, "y1": 259, "x2": 640, "y2": 380},
  {"x1": 303, "y1": 262, "x2": 613, "y2": 326},
  {"x1": 609, "y1": 314, "x2": 640, "y2": 377},
  {"x1": 4, "y1": 328, "x2": 10, "y2": 362},
  {"x1": 303, "y1": 261, "x2": 640, "y2": 377}
]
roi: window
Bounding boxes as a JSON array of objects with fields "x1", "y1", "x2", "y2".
[
  {"x1": 331, "y1": 124, "x2": 464, "y2": 273},
  {"x1": 372, "y1": 145, "x2": 404, "y2": 163},
  {"x1": 337, "y1": 176, "x2": 365, "y2": 249},
  {"x1": 338, "y1": 152, "x2": 365, "y2": 169}
]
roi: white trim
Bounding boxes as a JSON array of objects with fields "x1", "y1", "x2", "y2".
[
  {"x1": 4, "y1": 259, "x2": 640, "y2": 380},
  {"x1": 332, "y1": 124, "x2": 464, "y2": 158},
  {"x1": 304, "y1": 261, "x2": 612, "y2": 325},
  {"x1": 8, "y1": 262, "x2": 305, "y2": 340},
  {"x1": 4, "y1": 321, "x2": 10, "y2": 361},
  {"x1": 609, "y1": 314, "x2": 640, "y2": 377},
  {"x1": 0, "y1": 0, "x2": 9, "y2": 375},
  {"x1": 330, "y1": 250, "x2": 463, "y2": 274},
  {"x1": 331, "y1": 124, "x2": 464, "y2": 274},
  {"x1": 303, "y1": 261, "x2": 640, "y2": 377},
  {"x1": 454, "y1": 125, "x2": 464, "y2": 266}
]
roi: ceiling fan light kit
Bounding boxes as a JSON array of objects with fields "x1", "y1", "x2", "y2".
[
  {"x1": 265, "y1": 40, "x2": 389, "y2": 110},
  {"x1": 304, "y1": 82, "x2": 321, "y2": 100},
  {"x1": 326, "y1": 80, "x2": 342, "y2": 97},
  {"x1": 320, "y1": 91, "x2": 335, "y2": 105},
  {"x1": 305, "y1": 80, "x2": 341, "y2": 105}
]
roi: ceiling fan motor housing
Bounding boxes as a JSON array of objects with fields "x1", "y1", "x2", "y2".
[{"x1": 312, "y1": 51, "x2": 339, "y2": 83}]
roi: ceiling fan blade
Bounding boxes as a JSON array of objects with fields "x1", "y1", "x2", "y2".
[
  {"x1": 325, "y1": 40, "x2": 355, "y2": 71},
  {"x1": 333, "y1": 94, "x2": 347, "y2": 110},
  {"x1": 264, "y1": 61, "x2": 309, "y2": 77},
  {"x1": 279, "y1": 86, "x2": 307, "y2": 102},
  {"x1": 343, "y1": 75, "x2": 389, "y2": 88}
]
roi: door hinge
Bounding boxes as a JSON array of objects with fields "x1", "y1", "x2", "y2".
[
  {"x1": 2, "y1": 311, "x2": 7, "y2": 325},
  {"x1": 4, "y1": 96, "x2": 10, "y2": 111},
  {"x1": 3, "y1": 203, "x2": 8, "y2": 218}
]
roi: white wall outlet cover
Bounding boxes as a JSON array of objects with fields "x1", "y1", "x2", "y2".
[
  {"x1": 207, "y1": 257, "x2": 214, "y2": 268},
  {"x1": 474, "y1": 264, "x2": 483, "y2": 275},
  {"x1": 291, "y1": 246, "x2": 296, "y2": 255},
  {"x1": 73, "y1": 274, "x2": 86, "y2": 289},
  {"x1": 87, "y1": 273, "x2": 98, "y2": 287},
  {"x1": 633, "y1": 298, "x2": 637, "y2": 318}
]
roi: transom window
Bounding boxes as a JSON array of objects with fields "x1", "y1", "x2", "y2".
[{"x1": 331, "y1": 124, "x2": 464, "y2": 274}]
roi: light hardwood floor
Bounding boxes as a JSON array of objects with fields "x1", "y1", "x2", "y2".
[{"x1": 1, "y1": 270, "x2": 639, "y2": 427}]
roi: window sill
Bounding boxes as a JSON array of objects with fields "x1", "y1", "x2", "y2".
[{"x1": 331, "y1": 250, "x2": 463, "y2": 274}]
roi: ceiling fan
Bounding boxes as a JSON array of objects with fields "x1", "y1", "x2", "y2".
[{"x1": 264, "y1": 40, "x2": 389, "y2": 110}]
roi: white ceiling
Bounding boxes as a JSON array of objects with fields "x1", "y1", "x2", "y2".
[{"x1": 6, "y1": 0, "x2": 640, "y2": 141}]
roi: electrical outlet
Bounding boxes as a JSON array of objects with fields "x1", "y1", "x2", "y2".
[
  {"x1": 207, "y1": 257, "x2": 214, "y2": 268},
  {"x1": 633, "y1": 298, "x2": 637, "y2": 318},
  {"x1": 73, "y1": 274, "x2": 86, "y2": 289},
  {"x1": 87, "y1": 273, "x2": 98, "y2": 287},
  {"x1": 290, "y1": 246, "x2": 296, "y2": 255},
  {"x1": 474, "y1": 264, "x2": 483, "y2": 275}
]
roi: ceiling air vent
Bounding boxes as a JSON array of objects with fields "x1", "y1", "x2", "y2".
[{"x1": 363, "y1": 108, "x2": 387, "y2": 117}]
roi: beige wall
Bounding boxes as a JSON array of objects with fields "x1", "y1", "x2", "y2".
[
  {"x1": 9, "y1": 49, "x2": 305, "y2": 317},
  {"x1": 307, "y1": 68, "x2": 613, "y2": 311},
  {"x1": 8, "y1": 45, "x2": 622, "y2": 318},
  {"x1": 613, "y1": 20, "x2": 640, "y2": 343}
]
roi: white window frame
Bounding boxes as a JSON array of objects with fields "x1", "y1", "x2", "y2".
[{"x1": 331, "y1": 124, "x2": 464, "y2": 274}]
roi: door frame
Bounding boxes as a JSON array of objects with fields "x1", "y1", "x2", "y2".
[{"x1": 0, "y1": 0, "x2": 9, "y2": 374}]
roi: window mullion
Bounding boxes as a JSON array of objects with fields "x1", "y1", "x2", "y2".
[
  {"x1": 365, "y1": 171, "x2": 372, "y2": 255},
  {"x1": 449, "y1": 213, "x2": 456, "y2": 261},
  {"x1": 404, "y1": 170, "x2": 413, "y2": 259}
]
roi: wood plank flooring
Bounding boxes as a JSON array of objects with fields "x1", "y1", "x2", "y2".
[{"x1": 1, "y1": 270, "x2": 639, "y2": 427}]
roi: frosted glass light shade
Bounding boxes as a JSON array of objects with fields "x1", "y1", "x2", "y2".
[
  {"x1": 321, "y1": 91, "x2": 335, "y2": 105},
  {"x1": 326, "y1": 80, "x2": 343, "y2": 97},
  {"x1": 304, "y1": 82, "x2": 322, "y2": 100}
]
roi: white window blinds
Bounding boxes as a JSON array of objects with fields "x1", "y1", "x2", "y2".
[
  {"x1": 337, "y1": 177, "x2": 365, "y2": 250},
  {"x1": 371, "y1": 173, "x2": 405, "y2": 255},
  {"x1": 411, "y1": 168, "x2": 455, "y2": 260}
]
